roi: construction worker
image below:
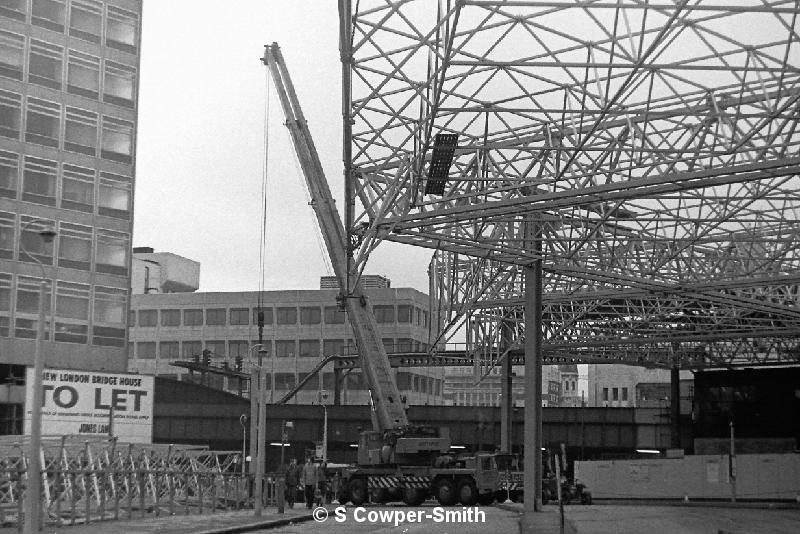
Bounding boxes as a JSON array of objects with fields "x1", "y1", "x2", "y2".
[
  {"x1": 284, "y1": 458, "x2": 299, "y2": 508},
  {"x1": 317, "y1": 461, "x2": 329, "y2": 504},
  {"x1": 301, "y1": 457, "x2": 318, "y2": 509}
]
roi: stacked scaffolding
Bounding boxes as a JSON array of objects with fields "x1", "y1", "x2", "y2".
[{"x1": 0, "y1": 436, "x2": 271, "y2": 527}]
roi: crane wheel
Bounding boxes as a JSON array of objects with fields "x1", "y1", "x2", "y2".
[
  {"x1": 477, "y1": 492, "x2": 495, "y2": 506},
  {"x1": 348, "y1": 478, "x2": 367, "y2": 506},
  {"x1": 457, "y1": 479, "x2": 478, "y2": 506},
  {"x1": 370, "y1": 488, "x2": 389, "y2": 504},
  {"x1": 435, "y1": 478, "x2": 457, "y2": 506},
  {"x1": 403, "y1": 487, "x2": 425, "y2": 506}
]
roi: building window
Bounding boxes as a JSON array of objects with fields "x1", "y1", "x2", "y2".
[
  {"x1": 396, "y1": 338, "x2": 413, "y2": 352},
  {"x1": 275, "y1": 307, "x2": 296, "y2": 325},
  {"x1": 323, "y1": 306, "x2": 345, "y2": 324},
  {"x1": 137, "y1": 309, "x2": 156, "y2": 327},
  {"x1": 95, "y1": 229, "x2": 128, "y2": 275},
  {"x1": 70, "y1": 0, "x2": 102, "y2": 44},
  {"x1": 299, "y1": 339, "x2": 320, "y2": 358},
  {"x1": 252, "y1": 307, "x2": 273, "y2": 325},
  {"x1": 98, "y1": 172, "x2": 131, "y2": 219},
  {"x1": 622, "y1": 387, "x2": 628, "y2": 402},
  {"x1": 382, "y1": 338, "x2": 394, "y2": 352},
  {"x1": 92, "y1": 286, "x2": 126, "y2": 346},
  {"x1": 602, "y1": 388, "x2": 609, "y2": 402},
  {"x1": 206, "y1": 308, "x2": 226, "y2": 326},
  {"x1": 136, "y1": 342, "x2": 156, "y2": 359},
  {"x1": 181, "y1": 340, "x2": 201, "y2": 360},
  {"x1": 15, "y1": 276, "x2": 52, "y2": 339},
  {"x1": 100, "y1": 116, "x2": 133, "y2": 163},
  {"x1": 612, "y1": 387, "x2": 619, "y2": 401},
  {"x1": 25, "y1": 98, "x2": 61, "y2": 148},
  {"x1": 228, "y1": 340, "x2": 248, "y2": 359},
  {"x1": 183, "y1": 309, "x2": 203, "y2": 326},
  {"x1": 397, "y1": 372, "x2": 411, "y2": 390},
  {"x1": 32, "y1": 0, "x2": 66, "y2": 32},
  {"x1": 57, "y1": 222, "x2": 91, "y2": 270},
  {"x1": 230, "y1": 308, "x2": 249, "y2": 325},
  {"x1": 0, "y1": 151, "x2": 18, "y2": 199},
  {"x1": 54, "y1": 281, "x2": 89, "y2": 343},
  {"x1": 28, "y1": 39, "x2": 62, "y2": 90},
  {"x1": 19, "y1": 216, "x2": 54, "y2": 265},
  {"x1": 322, "y1": 372, "x2": 335, "y2": 391},
  {"x1": 64, "y1": 108, "x2": 97, "y2": 156},
  {"x1": 374, "y1": 305, "x2": 394, "y2": 323},
  {"x1": 0, "y1": 91, "x2": 21, "y2": 140},
  {"x1": 160, "y1": 309, "x2": 180, "y2": 327},
  {"x1": 0, "y1": 31, "x2": 24, "y2": 80},
  {"x1": 415, "y1": 307, "x2": 422, "y2": 325},
  {"x1": 160, "y1": 341, "x2": 179, "y2": 360},
  {"x1": 275, "y1": 340, "x2": 295, "y2": 358},
  {"x1": 299, "y1": 306, "x2": 320, "y2": 325},
  {"x1": 205, "y1": 340, "x2": 225, "y2": 357},
  {"x1": 348, "y1": 372, "x2": 367, "y2": 390},
  {"x1": 61, "y1": 163, "x2": 94, "y2": 212},
  {"x1": 275, "y1": 373, "x2": 295, "y2": 390},
  {"x1": 397, "y1": 305, "x2": 412, "y2": 323},
  {"x1": 106, "y1": 5, "x2": 137, "y2": 53},
  {"x1": 0, "y1": 212, "x2": 13, "y2": 259},
  {"x1": 0, "y1": 273, "x2": 11, "y2": 337},
  {"x1": 0, "y1": 0, "x2": 26, "y2": 21},
  {"x1": 299, "y1": 372, "x2": 318, "y2": 391},
  {"x1": 103, "y1": 60, "x2": 135, "y2": 107},
  {"x1": 67, "y1": 50, "x2": 99, "y2": 99},
  {"x1": 22, "y1": 156, "x2": 56, "y2": 206},
  {"x1": 323, "y1": 339, "x2": 344, "y2": 357}
]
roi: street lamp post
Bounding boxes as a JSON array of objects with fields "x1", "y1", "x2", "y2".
[
  {"x1": 320, "y1": 390, "x2": 329, "y2": 463},
  {"x1": 251, "y1": 348, "x2": 267, "y2": 517},
  {"x1": 20, "y1": 220, "x2": 56, "y2": 534},
  {"x1": 239, "y1": 415, "x2": 247, "y2": 478},
  {"x1": 280, "y1": 420, "x2": 293, "y2": 470}
]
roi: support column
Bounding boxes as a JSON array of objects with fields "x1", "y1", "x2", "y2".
[
  {"x1": 500, "y1": 320, "x2": 513, "y2": 453},
  {"x1": 333, "y1": 367, "x2": 342, "y2": 406},
  {"x1": 670, "y1": 353, "x2": 681, "y2": 450},
  {"x1": 524, "y1": 219, "x2": 543, "y2": 513},
  {"x1": 249, "y1": 369, "x2": 258, "y2": 475}
]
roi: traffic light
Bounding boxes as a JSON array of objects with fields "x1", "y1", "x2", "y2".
[
  {"x1": 202, "y1": 349, "x2": 212, "y2": 366},
  {"x1": 235, "y1": 356, "x2": 243, "y2": 372}
]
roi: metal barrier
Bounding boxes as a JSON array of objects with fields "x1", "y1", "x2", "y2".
[{"x1": 0, "y1": 437, "x2": 282, "y2": 529}]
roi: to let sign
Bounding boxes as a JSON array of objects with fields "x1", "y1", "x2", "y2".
[{"x1": 24, "y1": 367, "x2": 154, "y2": 443}]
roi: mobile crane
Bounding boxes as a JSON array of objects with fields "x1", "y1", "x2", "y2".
[{"x1": 261, "y1": 43, "x2": 498, "y2": 506}]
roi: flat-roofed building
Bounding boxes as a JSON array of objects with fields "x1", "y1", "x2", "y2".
[
  {"x1": 128, "y1": 277, "x2": 446, "y2": 405},
  {"x1": 1, "y1": 0, "x2": 142, "y2": 434}
]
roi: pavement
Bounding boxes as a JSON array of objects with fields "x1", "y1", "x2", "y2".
[
  {"x1": 499, "y1": 502, "x2": 800, "y2": 534},
  {"x1": 1, "y1": 506, "x2": 316, "y2": 534}
]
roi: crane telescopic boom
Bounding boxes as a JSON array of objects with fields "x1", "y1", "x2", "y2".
[{"x1": 261, "y1": 43, "x2": 408, "y2": 432}]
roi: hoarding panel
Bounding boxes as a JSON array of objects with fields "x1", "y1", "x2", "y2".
[{"x1": 24, "y1": 367, "x2": 153, "y2": 443}]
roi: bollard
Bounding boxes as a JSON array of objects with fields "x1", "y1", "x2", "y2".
[{"x1": 276, "y1": 477, "x2": 285, "y2": 514}]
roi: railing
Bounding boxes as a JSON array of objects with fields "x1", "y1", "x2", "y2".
[{"x1": 0, "y1": 437, "x2": 283, "y2": 529}]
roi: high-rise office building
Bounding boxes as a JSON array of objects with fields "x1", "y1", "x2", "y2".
[{"x1": 0, "y1": 0, "x2": 142, "y2": 433}]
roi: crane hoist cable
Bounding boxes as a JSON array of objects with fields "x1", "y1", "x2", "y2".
[
  {"x1": 286, "y1": 131, "x2": 334, "y2": 277},
  {"x1": 257, "y1": 66, "x2": 272, "y2": 345}
]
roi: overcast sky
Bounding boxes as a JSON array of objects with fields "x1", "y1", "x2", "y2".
[{"x1": 133, "y1": 1, "x2": 433, "y2": 293}]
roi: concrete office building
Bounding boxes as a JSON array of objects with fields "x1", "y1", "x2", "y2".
[
  {"x1": 443, "y1": 364, "x2": 563, "y2": 407},
  {"x1": 127, "y1": 252, "x2": 446, "y2": 406},
  {"x1": 587, "y1": 364, "x2": 693, "y2": 408},
  {"x1": 0, "y1": 0, "x2": 142, "y2": 434}
]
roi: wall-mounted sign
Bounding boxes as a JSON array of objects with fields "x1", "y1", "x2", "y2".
[{"x1": 24, "y1": 367, "x2": 153, "y2": 443}]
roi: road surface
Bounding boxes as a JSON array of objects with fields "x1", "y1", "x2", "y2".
[{"x1": 252, "y1": 503, "x2": 518, "y2": 533}]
